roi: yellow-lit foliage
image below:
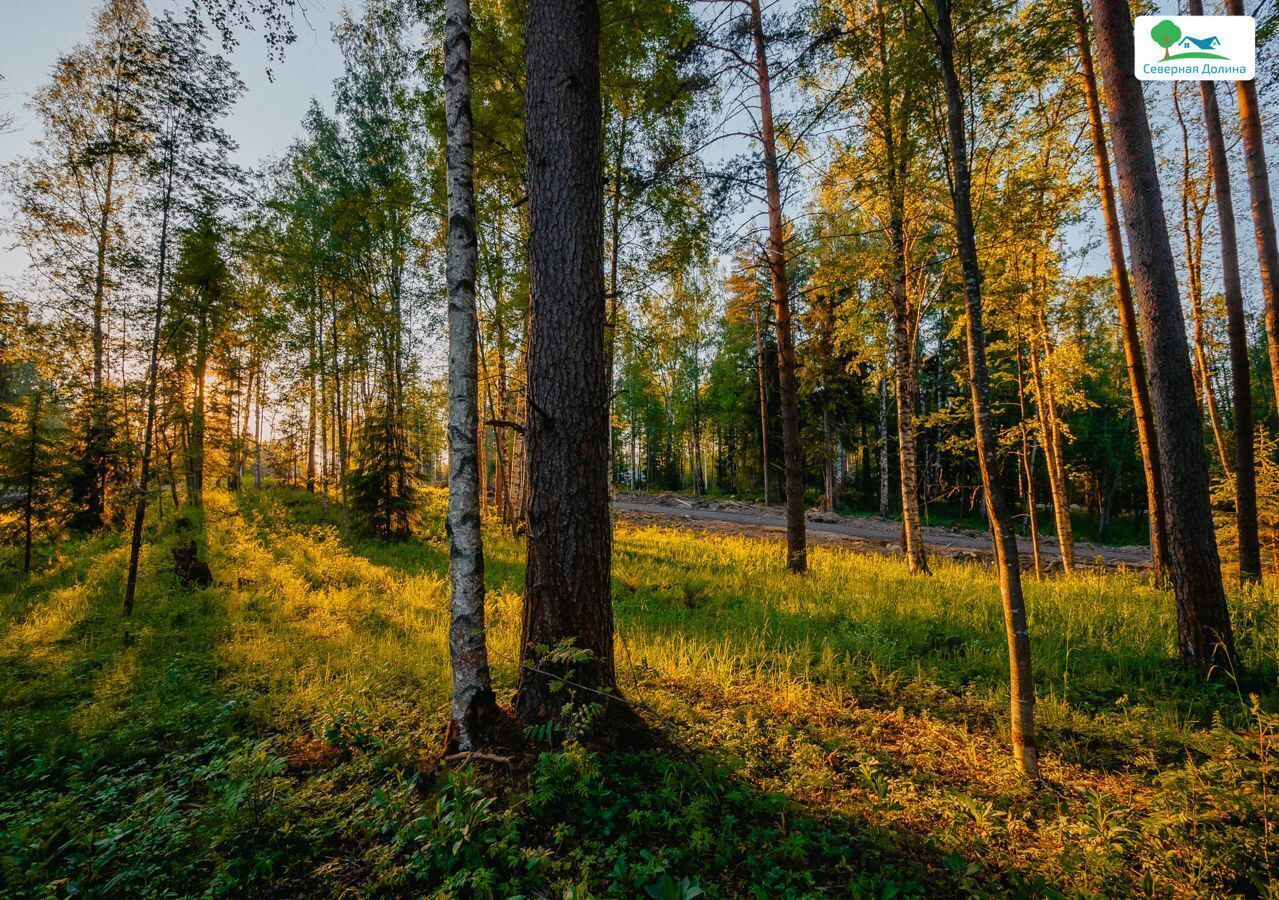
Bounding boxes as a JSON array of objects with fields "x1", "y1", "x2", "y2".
[{"x1": 2, "y1": 486, "x2": 1276, "y2": 894}]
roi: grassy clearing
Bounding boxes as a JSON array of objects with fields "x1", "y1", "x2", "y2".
[{"x1": 1, "y1": 486, "x2": 1276, "y2": 897}]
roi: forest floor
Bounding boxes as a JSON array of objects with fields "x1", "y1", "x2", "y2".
[
  {"x1": 1, "y1": 486, "x2": 1276, "y2": 897},
  {"x1": 614, "y1": 492, "x2": 1153, "y2": 571}
]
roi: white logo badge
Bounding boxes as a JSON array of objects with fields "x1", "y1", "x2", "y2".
[{"x1": 1135, "y1": 15, "x2": 1255, "y2": 81}]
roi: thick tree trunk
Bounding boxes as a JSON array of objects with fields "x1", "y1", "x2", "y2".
[
  {"x1": 1070, "y1": 0, "x2": 1169, "y2": 581},
  {"x1": 1189, "y1": 0, "x2": 1261, "y2": 581},
  {"x1": 935, "y1": 0, "x2": 1037, "y2": 778},
  {"x1": 1092, "y1": 0, "x2": 1236, "y2": 670},
  {"x1": 515, "y1": 0, "x2": 622, "y2": 727},
  {"x1": 749, "y1": 0, "x2": 806, "y2": 572},
  {"x1": 1222, "y1": 0, "x2": 1279, "y2": 413},
  {"x1": 443, "y1": 0, "x2": 498, "y2": 751}
]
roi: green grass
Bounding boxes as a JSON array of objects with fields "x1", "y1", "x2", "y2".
[{"x1": 1, "y1": 486, "x2": 1276, "y2": 896}]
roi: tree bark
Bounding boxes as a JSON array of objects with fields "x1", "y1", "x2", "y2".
[
  {"x1": 1222, "y1": 0, "x2": 1279, "y2": 414},
  {"x1": 1092, "y1": 0, "x2": 1236, "y2": 670},
  {"x1": 1172, "y1": 83, "x2": 1232, "y2": 478},
  {"x1": 878, "y1": 371, "x2": 891, "y2": 520},
  {"x1": 1070, "y1": 0, "x2": 1169, "y2": 581},
  {"x1": 891, "y1": 216, "x2": 929, "y2": 574},
  {"x1": 515, "y1": 0, "x2": 622, "y2": 726},
  {"x1": 1015, "y1": 336, "x2": 1043, "y2": 580},
  {"x1": 443, "y1": 0, "x2": 498, "y2": 750},
  {"x1": 1026, "y1": 319, "x2": 1073, "y2": 573},
  {"x1": 753, "y1": 291, "x2": 770, "y2": 504},
  {"x1": 22, "y1": 393, "x2": 40, "y2": 575},
  {"x1": 748, "y1": 0, "x2": 807, "y2": 572},
  {"x1": 1188, "y1": 0, "x2": 1261, "y2": 581},
  {"x1": 934, "y1": 0, "x2": 1037, "y2": 778},
  {"x1": 124, "y1": 158, "x2": 173, "y2": 617}
]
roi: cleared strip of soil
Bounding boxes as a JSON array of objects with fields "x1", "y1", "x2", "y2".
[{"x1": 613, "y1": 493, "x2": 1152, "y2": 571}]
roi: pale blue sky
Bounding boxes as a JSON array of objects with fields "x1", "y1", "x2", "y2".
[{"x1": 0, "y1": 0, "x2": 349, "y2": 288}]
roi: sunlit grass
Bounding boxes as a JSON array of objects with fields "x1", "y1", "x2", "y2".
[{"x1": 0, "y1": 484, "x2": 1275, "y2": 896}]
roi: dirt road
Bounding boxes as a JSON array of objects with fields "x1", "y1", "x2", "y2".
[{"x1": 613, "y1": 493, "x2": 1152, "y2": 570}]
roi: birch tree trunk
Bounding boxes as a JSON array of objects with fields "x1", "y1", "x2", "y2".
[
  {"x1": 443, "y1": 0, "x2": 498, "y2": 751},
  {"x1": 879, "y1": 371, "x2": 891, "y2": 520}
]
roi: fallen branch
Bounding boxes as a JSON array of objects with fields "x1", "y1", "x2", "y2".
[{"x1": 443, "y1": 750, "x2": 514, "y2": 765}]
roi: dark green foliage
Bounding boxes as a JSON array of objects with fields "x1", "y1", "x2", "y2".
[
  {"x1": 347, "y1": 401, "x2": 416, "y2": 539},
  {"x1": 0, "y1": 386, "x2": 69, "y2": 569}
]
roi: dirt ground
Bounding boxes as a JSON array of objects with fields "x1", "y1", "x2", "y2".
[{"x1": 613, "y1": 492, "x2": 1153, "y2": 572}]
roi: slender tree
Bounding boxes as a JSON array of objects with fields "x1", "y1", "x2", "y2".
[
  {"x1": 932, "y1": 0, "x2": 1037, "y2": 778},
  {"x1": 443, "y1": 0, "x2": 498, "y2": 751},
  {"x1": 745, "y1": 0, "x2": 807, "y2": 572},
  {"x1": 1222, "y1": 0, "x2": 1279, "y2": 412},
  {"x1": 10, "y1": 0, "x2": 149, "y2": 533},
  {"x1": 123, "y1": 12, "x2": 241, "y2": 615},
  {"x1": 1188, "y1": 0, "x2": 1260, "y2": 582}
]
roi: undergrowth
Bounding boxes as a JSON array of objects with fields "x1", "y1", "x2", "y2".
[{"x1": 0, "y1": 486, "x2": 1275, "y2": 896}]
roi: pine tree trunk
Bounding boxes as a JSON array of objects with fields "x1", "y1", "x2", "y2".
[
  {"x1": 748, "y1": 0, "x2": 806, "y2": 572},
  {"x1": 1070, "y1": 0, "x2": 1169, "y2": 581},
  {"x1": 1173, "y1": 83, "x2": 1232, "y2": 478},
  {"x1": 443, "y1": 0, "x2": 498, "y2": 750},
  {"x1": 1222, "y1": 0, "x2": 1279, "y2": 413},
  {"x1": 515, "y1": 0, "x2": 622, "y2": 726},
  {"x1": 1092, "y1": 0, "x2": 1236, "y2": 670},
  {"x1": 1190, "y1": 0, "x2": 1261, "y2": 580},
  {"x1": 934, "y1": 0, "x2": 1037, "y2": 777}
]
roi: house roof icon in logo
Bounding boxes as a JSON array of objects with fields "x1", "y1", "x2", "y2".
[{"x1": 1150, "y1": 20, "x2": 1229, "y2": 60}]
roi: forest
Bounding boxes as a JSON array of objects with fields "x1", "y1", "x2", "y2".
[{"x1": 1, "y1": 0, "x2": 1278, "y2": 895}]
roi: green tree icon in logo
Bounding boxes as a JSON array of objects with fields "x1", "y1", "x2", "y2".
[{"x1": 1151, "y1": 19, "x2": 1182, "y2": 59}]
